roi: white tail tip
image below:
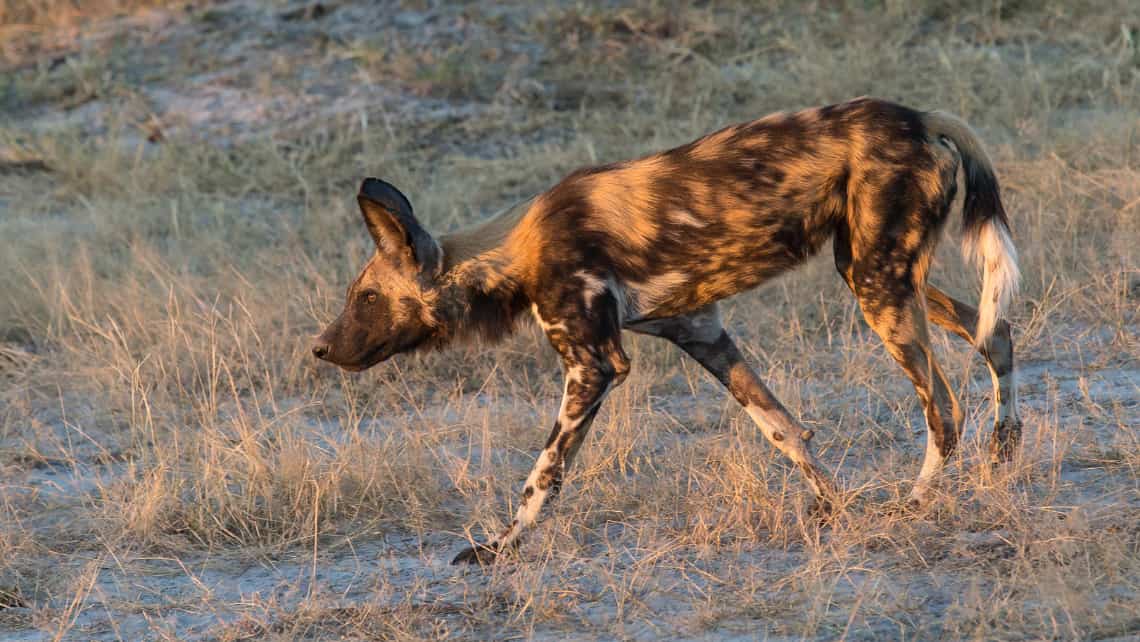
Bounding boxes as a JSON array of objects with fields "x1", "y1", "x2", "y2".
[{"x1": 964, "y1": 220, "x2": 1019, "y2": 347}]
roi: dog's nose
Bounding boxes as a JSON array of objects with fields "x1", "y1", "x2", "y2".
[{"x1": 312, "y1": 344, "x2": 329, "y2": 359}]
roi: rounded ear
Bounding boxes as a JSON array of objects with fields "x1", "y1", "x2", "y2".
[{"x1": 357, "y1": 178, "x2": 443, "y2": 277}]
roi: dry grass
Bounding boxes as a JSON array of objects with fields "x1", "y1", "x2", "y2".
[
  {"x1": 1, "y1": 0, "x2": 1138, "y2": 639},
  {"x1": 0, "y1": 0, "x2": 181, "y2": 67}
]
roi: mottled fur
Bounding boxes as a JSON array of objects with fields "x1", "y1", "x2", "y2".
[{"x1": 312, "y1": 97, "x2": 1022, "y2": 565}]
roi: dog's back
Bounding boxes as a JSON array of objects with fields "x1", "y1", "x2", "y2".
[{"x1": 485, "y1": 97, "x2": 958, "y2": 322}]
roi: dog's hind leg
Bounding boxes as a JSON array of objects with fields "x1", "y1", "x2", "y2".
[
  {"x1": 629, "y1": 305, "x2": 838, "y2": 512},
  {"x1": 926, "y1": 285, "x2": 1021, "y2": 465},
  {"x1": 838, "y1": 244, "x2": 963, "y2": 506},
  {"x1": 834, "y1": 204, "x2": 964, "y2": 506},
  {"x1": 860, "y1": 291, "x2": 962, "y2": 506}
]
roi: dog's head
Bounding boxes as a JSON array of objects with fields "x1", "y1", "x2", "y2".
[{"x1": 311, "y1": 179, "x2": 443, "y2": 371}]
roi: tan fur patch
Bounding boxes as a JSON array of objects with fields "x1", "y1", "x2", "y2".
[
  {"x1": 581, "y1": 157, "x2": 670, "y2": 251},
  {"x1": 685, "y1": 178, "x2": 712, "y2": 209},
  {"x1": 440, "y1": 198, "x2": 535, "y2": 269},
  {"x1": 688, "y1": 125, "x2": 740, "y2": 161},
  {"x1": 796, "y1": 107, "x2": 823, "y2": 123},
  {"x1": 490, "y1": 201, "x2": 550, "y2": 286}
]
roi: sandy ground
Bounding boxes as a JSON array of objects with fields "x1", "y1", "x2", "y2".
[{"x1": 3, "y1": 325, "x2": 1136, "y2": 640}]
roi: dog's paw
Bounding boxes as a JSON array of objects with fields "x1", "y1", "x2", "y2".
[
  {"x1": 882, "y1": 488, "x2": 934, "y2": 517},
  {"x1": 989, "y1": 417, "x2": 1023, "y2": 467},
  {"x1": 809, "y1": 495, "x2": 836, "y2": 523},
  {"x1": 451, "y1": 541, "x2": 509, "y2": 566}
]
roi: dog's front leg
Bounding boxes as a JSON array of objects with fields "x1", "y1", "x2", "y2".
[{"x1": 453, "y1": 295, "x2": 628, "y2": 565}]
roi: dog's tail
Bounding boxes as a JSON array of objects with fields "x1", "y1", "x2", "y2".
[{"x1": 922, "y1": 110, "x2": 1019, "y2": 347}]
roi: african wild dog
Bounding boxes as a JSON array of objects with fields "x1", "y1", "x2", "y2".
[{"x1": 312, "y1": 97, "x2": 1021, "y2": 565}]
